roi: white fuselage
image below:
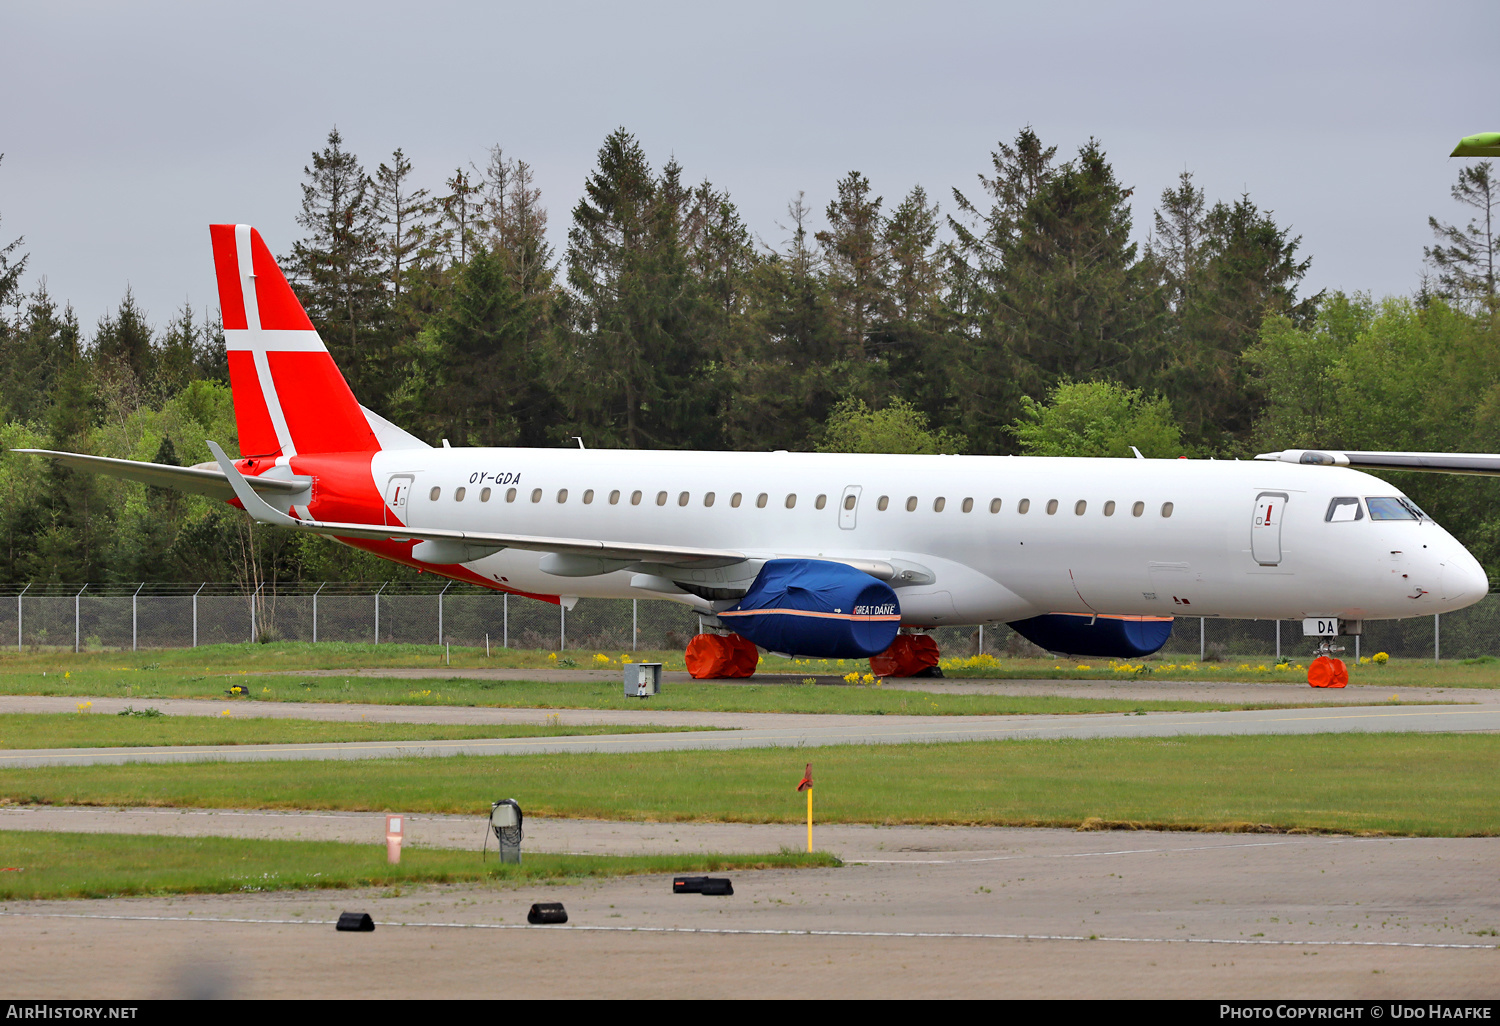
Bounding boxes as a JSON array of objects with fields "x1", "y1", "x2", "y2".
[{"x1": 373, "y1": 448, "x2": 1489, "y2": 627}]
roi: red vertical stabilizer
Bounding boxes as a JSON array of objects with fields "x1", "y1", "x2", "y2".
[{"x1": 209, "y1": 224, "x2": 379, "y2": 458}]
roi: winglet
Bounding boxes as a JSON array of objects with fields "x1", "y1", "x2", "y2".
[{"x1": 206, "y1": 440, "x2": 303, "y2": 527}]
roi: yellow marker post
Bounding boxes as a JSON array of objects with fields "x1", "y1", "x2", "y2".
[{"x1": 796, "y1": 763, "x2": 814, "y2": 853}]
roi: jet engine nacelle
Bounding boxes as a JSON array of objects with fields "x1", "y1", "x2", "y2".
[
  {"x1": 1008, "y1": 613, "x2": 1173, "y2": 659},
  {"x1": 716, "y1": 559, "x2": 901, "y2": 658}
]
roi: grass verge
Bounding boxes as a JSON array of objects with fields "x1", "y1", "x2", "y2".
[
  {"x1": 0, "y1": 830, "x2": 836, "y2": 900},
  {"x1": 0, "y1": 642, "x2": 1492, "y2": 690},
  {"x1": 0, "y1": 713, "x2": 704, "y2": 749},
  {"x1": 0, "y1": 667, "x2": 1445, "y2": 717},
  {"x1": 1, "y1": 733, "x2": 1495, "y2": 836}
]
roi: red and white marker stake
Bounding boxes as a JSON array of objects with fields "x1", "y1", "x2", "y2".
[{"x1": 386, "y1": 814, "x2": 403, "y2": 864}]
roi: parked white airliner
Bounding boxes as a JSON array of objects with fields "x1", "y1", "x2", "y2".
[{"x1": 18, "y1": 226, "x2": 1491, "y2": 665}]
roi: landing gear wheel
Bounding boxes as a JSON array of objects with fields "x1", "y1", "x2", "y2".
[
  {"x1": 1307, "y1": 654, "x2": 1348, "y2": 688},
  {"x1": 685, "y1": 632, "x2": 759, "y2": 679},
  {"x1": 870, "y1": 634, "x2": 942, "y2": 678}
]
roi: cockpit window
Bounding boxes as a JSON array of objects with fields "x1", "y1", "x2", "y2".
[
  {"x1": 1325, "y1": 497, "x2": 1363, "y2": 522},
  {"x1": 1366, "y1": 496, "x2": 1420, "y2": 521}
]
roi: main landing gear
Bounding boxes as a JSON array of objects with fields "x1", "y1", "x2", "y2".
[{"x1": 682, "y1": 630, "x2": 944, "y2": 680}]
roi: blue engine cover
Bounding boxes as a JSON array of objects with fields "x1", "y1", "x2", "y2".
[
  {"x1": 1007, "y1": 613, "x2": 1173, "y2": 658},
  {"x1": 718, "y1": 559, "x2": 901, "y2": 658}
]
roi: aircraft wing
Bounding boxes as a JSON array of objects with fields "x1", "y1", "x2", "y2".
[
  {"x1": 1254, "y1": 449, "x2": 1500, "y2": 477},
  {"x1": 203, "y1": 442, "x2": 746, "y2": 569},
  {"x1": 13, "y1": 448, "x2": 310, "y2": 500}
]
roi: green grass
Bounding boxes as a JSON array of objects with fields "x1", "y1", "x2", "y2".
[
  {"x1": 0, "y1": 647, "x2": 1457, "y2": 716},
  {"x1": 1, "y1": 641, "x2": 1494, "y2": 689},
  {"x1": 0, "y1": 830, "x2": 837, "y2": 900},
  {"x1": 0, "y1": 712, "x2": 704, "y2": 749},
  {"x1": 3, "y1": 732, "x2": 1496, "y2": 836}
]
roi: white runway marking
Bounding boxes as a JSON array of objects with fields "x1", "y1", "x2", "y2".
[{"x1": 1, "y1": 910, "x2": 1491, "y2": 950}]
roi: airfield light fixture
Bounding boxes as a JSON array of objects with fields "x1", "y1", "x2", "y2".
[{"x1": 489, "y1": 798, "x2": 523, "y2": 864}]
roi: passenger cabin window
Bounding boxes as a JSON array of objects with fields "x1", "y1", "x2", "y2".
[
  {"x1": 454, "y1": 487, "x2": 466, "y2": 502},
  {"x1": 1326, "y1": 497, "x2": 1363, "y2": 522},
  {"x1": 1046, "y1": 499, "x2": 1059, "y2": 515},
  {"x1": 1074, "y1": 500, "x2": 1086, "y2": 515},
  {"x1": 1018, "y1": 499, "x2": 1030, "y2": 514},
  {"x1": 878, "y1": 496, "x2": 890, "y2": 511},
  {"x1": 506, "y1": 488, "x2": 517, "y2": 502},
  {"x1": 815, "y1": 494, "x2": 827, "y2": 510},
  {"x1": 1103, "y1": 500, "x2": 1115, "y2": 516},
  {"x1": 678, "y1": 491, "x2": 689, "y2": 506},
  {"x1": 756, "y1": 493, "x2": 768, "y2": 508},
  {"x1": 582, "y1": 489, "x2": 594, "y2": 504},
  {"x1": 785, "y1": 494, "x2": 797, "y2": 509},
  {"x1": 1132, "y1": 501, "x2": 1145, "y2": 517},
  {"x1": 480, "y1": 487, "x2": 492, "y2": 502},
  {"x1": 730, "y1": 492, "x2": 742, "y2": 508},
  {"x1": 609, "y1": 489, "x2": 621, "y2": 505},
  {"x1": 656, "y1": 491, "x2": 668, "y2": 506},
  {"x1": 933, "y1": 497, "x2": 946, "y2": 512},
  {"x1": 905, "y1": 496, "x2": 918, "y2": 512},
  {"x1": 430, "y1": 487, "x2": 441, "y2": 501},
  {"x1": 961, "y1": 497, "x2": 973, "y2": 513},
  {"x1": 1161, "y1": 502, "x2": 1174, "y2": 518},
  {"x1": 844, "y1": 494, "x2": 857, "y2": 511},
  {"x1": 1366, "y1": 496, "x2": 1419, "y2": 521},
  {"x1": 704, "y1": 492, "x2": 715, "y2": 507},
  {"x1": 631, "y1": 490, "x2": 643, "y2": 506},
  {"x1": 989, "y1": 498, "x2": 1002, "y2": 513},
  {"x1": 557, "y1": 489, "x2": 568, "y2": 503},
  {"x1": 531, "y1": 488, "x2": 542, "y2": 503}
]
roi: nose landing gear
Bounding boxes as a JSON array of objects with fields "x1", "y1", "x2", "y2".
[{"x1": 1307, "y1": 640, "x2": 1349, "y2": 688}]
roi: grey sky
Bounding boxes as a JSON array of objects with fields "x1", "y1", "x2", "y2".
[{"x1": 2, "y1": 0, "x2": 1496, "y2": 334}]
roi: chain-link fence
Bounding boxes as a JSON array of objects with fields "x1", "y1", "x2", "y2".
[{"x1": 0, "y1": 582, "x2": 1492, "y2": 660}]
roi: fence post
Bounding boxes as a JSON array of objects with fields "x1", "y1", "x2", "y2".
[
  {"x1": 249, "y1": 582, "x2": 261, "y2": 643},
  {"x1": 312, "y1": 583, "x2": 324, "y2": 644},
  {"x1": 1199, "y1": 617, "x2": 1205, "y2": 662},
  {"x1": 75, "y1": 584, "x2": 86, "y2": 653},
  {"x1": 192, "y1": 583, "x2": 204, "y2": 648},
  {"x1": 560, "y1": 602, "x2": 566, "y2": 651},
  {"x1": 133, "y1": 583, "x2": 143, "y2": 652},
  {"x1": 1355, "y1": 634, "x2": 1360, "y2": 661},
  {"x1": 16, "y1": 583, "x2": 27, "y2": 652},
  {"x1": 375, "y1": 582, "x2": 387, "y2": 644},
  {"x1": 438, "y1": 582, "x2": 450, "y2": 646},
  {"x1": 503, "y1": 593, "x2": 508, "y2": 649},
  {"x1": 978, "y1": 623, "x2": 984, "y2": 655},
  {"x1": 1275, "y1": 620, "x2": 1280, "y2": 662},
  {"x1": 632, "y1": 599, "x2": 637, "y2": 651},
  {"x1": 1435, "y1": 612, "x2": 1441, "y2": 663}
]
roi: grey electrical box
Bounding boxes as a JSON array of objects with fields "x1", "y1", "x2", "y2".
[
  {"x1": 624, "y1": 662, "x2": 662, "y2": 698},
  {"x1": 490, "y1": 798, "x2": 522, "y2": 864}
]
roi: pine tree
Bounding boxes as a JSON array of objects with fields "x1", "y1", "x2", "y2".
[
  {"x1": 816, "y1": 171, "x2": 888, "y2": 363},
  {"x1": 0, "y1": 154, "x2": 27, "y2": 327},
  {"x1": 285, "y1": 128, "x2": 385, "y2": 396},
  {"x1": 1426, "y1": 162, "x2": 1498, "y2": 309},
  {"x1": 0, "y1": 285, "x2": 79, "y2": 423},
  {"x1": 436, "y1": 167, "x2": 483, "y2": 269},
  {"x1": 565, "y1": 129, "x2": 717, "y2": 448},
  {"x1": 372, "y1": 148, "x2": 432, "y2": 305},
  {"x1": 92, "y1": 288, "x2": 154, "y2": 386},
  {"x1": 992, "y1": 140, "x2": 1161, "y2": 419}
]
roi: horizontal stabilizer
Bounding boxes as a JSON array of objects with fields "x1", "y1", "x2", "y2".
[
  {"x1": 1255, "y1": 449, "x2": 1500, "y2": 477},
  {"x1": 14, "y1": 449, "x2": 309, "y2": 501}
]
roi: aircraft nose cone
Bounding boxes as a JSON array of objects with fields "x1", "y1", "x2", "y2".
[{"x1": 1441, "y1": 550, "x2": 1490, "y2": 607}]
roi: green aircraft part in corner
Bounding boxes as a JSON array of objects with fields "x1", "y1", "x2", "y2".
[{"x1": 1451, "y1": 132, "x2": 1500, "y2": 157}]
